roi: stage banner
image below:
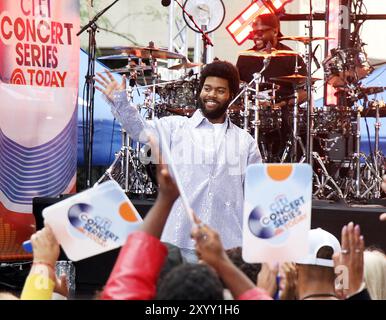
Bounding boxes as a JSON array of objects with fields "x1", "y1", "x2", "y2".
[{"x1": 0, "y1": 0, "x2": 80, "y2": 260}]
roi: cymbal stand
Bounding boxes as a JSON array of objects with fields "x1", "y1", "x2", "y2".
[
  {"x1": 312, "y1": 151, "x2": 344, "y2": 199},
  {"x1": 96, "y1": 83, "x2": 156, "y2": 196},
  {"x1": 354, "y1": 103, "x2": 362, "y2": 198},
  {"x1": 354, "y1": 99, "x2": 385, "y2": 199},
  {"x1": 250, "y1": 57, "x2": 271, "y2": 143},
  {"x1": 305, "y1": 0, "x2": 315, "y2": 165},
  {"x1": 251, "y1": 72, "x2": 262, "y2": 142},
  {"x1": 95, "y1": 85, "x2": 136, "y2": 191},
  {"x1": 242, "y1": 83, "x2": 250, "y2": 131},
  {"x1": 149, "y1": 53, "x2": 157, "y2": 120},
  {"x1": 372, "y1": 99, "x2": 385, "y2": 197}
]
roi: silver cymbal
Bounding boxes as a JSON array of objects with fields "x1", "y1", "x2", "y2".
[
  {"x1": 108, "y1": 66, "x2": 153, "y2": 73},
  {"x1": 112, "y1": 45, "x2": 185, "y2": 60},
  {"x1": 270, "y1": 74, "x2": 322, "y2": 85},
  {"x1": 98, "y1": 54, "x2": 133, "y2": 60}
]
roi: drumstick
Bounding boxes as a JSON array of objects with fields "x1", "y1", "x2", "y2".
[{"x1": 153, "y1": 118, "x2": 196, "y2": 224}]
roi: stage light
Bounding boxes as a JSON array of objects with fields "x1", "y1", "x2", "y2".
[{"x1": 226, "y1": 0, "x2": 292, "y2": 45}]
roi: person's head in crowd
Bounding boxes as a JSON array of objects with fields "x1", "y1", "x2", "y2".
[
  {"x1": 363, "y1": 247, "x2": 386, "y2": 300},
  {"x1": 226, "y1": 247, "x2": 261, "y2": 283},
  {"x1": 198, "y1": 60, "x2": 240, "y2": 122},
  {"x1": 295, "y1": 228, "x2": 341, "y2": 300},
  {"x1": 156, "y1": 263, "x2": 224, "y2": 300},
  {"x1": 250, "y1": 14, "x2": 282, "y2": 50},
  {"x1": 157, "y1": 242, "x2": 184, "y2": 287}
]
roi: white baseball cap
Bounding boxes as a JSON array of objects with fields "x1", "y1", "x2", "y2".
[{"x1": 296, "y1": 228, "x2": 341, "y2": 267}]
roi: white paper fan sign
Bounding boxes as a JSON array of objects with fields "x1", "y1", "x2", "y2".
[
  {"x1": 43, "y1": 180, "x2": 142, "y2": 261},
  {"x1": 183, "y1": 0, "x2": 225, "y2": 33},
  {"x1": 242, "y1": 164, "x2": 312, "y2": 264}
]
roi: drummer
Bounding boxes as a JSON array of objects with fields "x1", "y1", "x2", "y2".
[{"x1": 236, "y1": 13, "x2": 307, "y2": 161}]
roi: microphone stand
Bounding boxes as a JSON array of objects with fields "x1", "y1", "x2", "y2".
[
  {"x1": 77, "y1": 0, "x2": 120, "y2": 188},
  {"x1": 173, "y1": 0, "x2": 214, "y2": 64}
]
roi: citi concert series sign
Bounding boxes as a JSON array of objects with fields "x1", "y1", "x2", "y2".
[{"x1": 0, "y1": 0, "x2": 80, "y2": 260}]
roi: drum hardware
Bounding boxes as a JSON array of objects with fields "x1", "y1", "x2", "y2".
[
  {"x1": 322, "y1": 47, "x2": 374, "y2": 87},
  {"x1": 229, "y1": 56, "x2": 273, "y2": 143},
  {"x1": 312, "y1": 151, "x2": 344, "y2": 199},
  {"x1": 357, "y1": 99, "x2": 386, "y2": 199},
  {"x1": 271, "y1": 73, "x2": 321, "y2": 162},
  {"x1": 95, "y1": 86, "x2": 158, "y2": 196}
]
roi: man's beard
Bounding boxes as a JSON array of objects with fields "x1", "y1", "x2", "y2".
[{"x1": 198, "y1": 97, "x2": 231, "y2": 120}]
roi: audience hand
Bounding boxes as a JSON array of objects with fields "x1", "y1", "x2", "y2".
[
  {"x1": 256, "y1": 263, "x2": 278, "y2": 297},
  {"x1": 191, "y1": 222, "x2": 229, "y2": 269},
  {"x1": 31, "y1": 225, "x2": 60, "y2": 268},
  {"x1": 278, "y1": 262, "x2": 298, "y2": 300},
  {"x1": 333, "y1": 222, "x2": 365, "y2": 299}
]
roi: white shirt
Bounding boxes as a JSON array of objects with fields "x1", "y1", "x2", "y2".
[{"x1": 110, "y1": 91, "x2": 262, "y2": 250}]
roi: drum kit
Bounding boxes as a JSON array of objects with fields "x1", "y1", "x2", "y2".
[
  {"x1": 233, "y1": 39, "x2": 385, "y2": 201},
  {"x1": 96, "y1": 38, "x2": 385, "y2": 202}
]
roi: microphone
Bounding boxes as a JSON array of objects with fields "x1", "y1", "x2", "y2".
[{"x1": 161, "y1": 0, "x2": 172, "y2": 7}]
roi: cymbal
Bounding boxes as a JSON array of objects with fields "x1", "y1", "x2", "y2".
[
  {"x1": 168, "y1": 61, "x2": 203, "y2": 70},
  {"x1": 239, "y1": 49, "x2": 299, "y2": 58},
  {"x1": 270, "y1": 74, "x2": 322, "y2": 85},
  {"x1": 279, "y1": 36, "x2": 335, "y2": 44},
  {"x1": 98, "y1": 54, "x2": 133, "y2": 61},
  {"x1": 358, "y1": 86, "x2": 386, "y2": 95},
  {"x1": 112, "y1": 45, "x2": 185, "y2": 60},
  {"x1": 108, "y1": 66, "x2": 153, "y2": 73}
]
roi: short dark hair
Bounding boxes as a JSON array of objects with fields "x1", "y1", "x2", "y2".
[
  {"x1": 157, "y1": 242, "x2": 184, "y2": 286},
  {"x1": 198, "y1": 60, "x2": 240, "y2": 98},
  {"x1": 156, "y1": 263, "x2": 224, "y2": 300},
  {"x1": 226, "y1": 247, "x2": 261, "y2": 283}
]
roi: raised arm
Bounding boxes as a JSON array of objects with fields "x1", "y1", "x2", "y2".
[
  {"x1": 101, "y1": 156, "x2": 180, "y2": 300},
  {"x1": 20, "y1": 226, "x2": 61, "y2": 300},
  {"x1": 95, "y1": 70, "x2": 153, "y2": 144}
]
